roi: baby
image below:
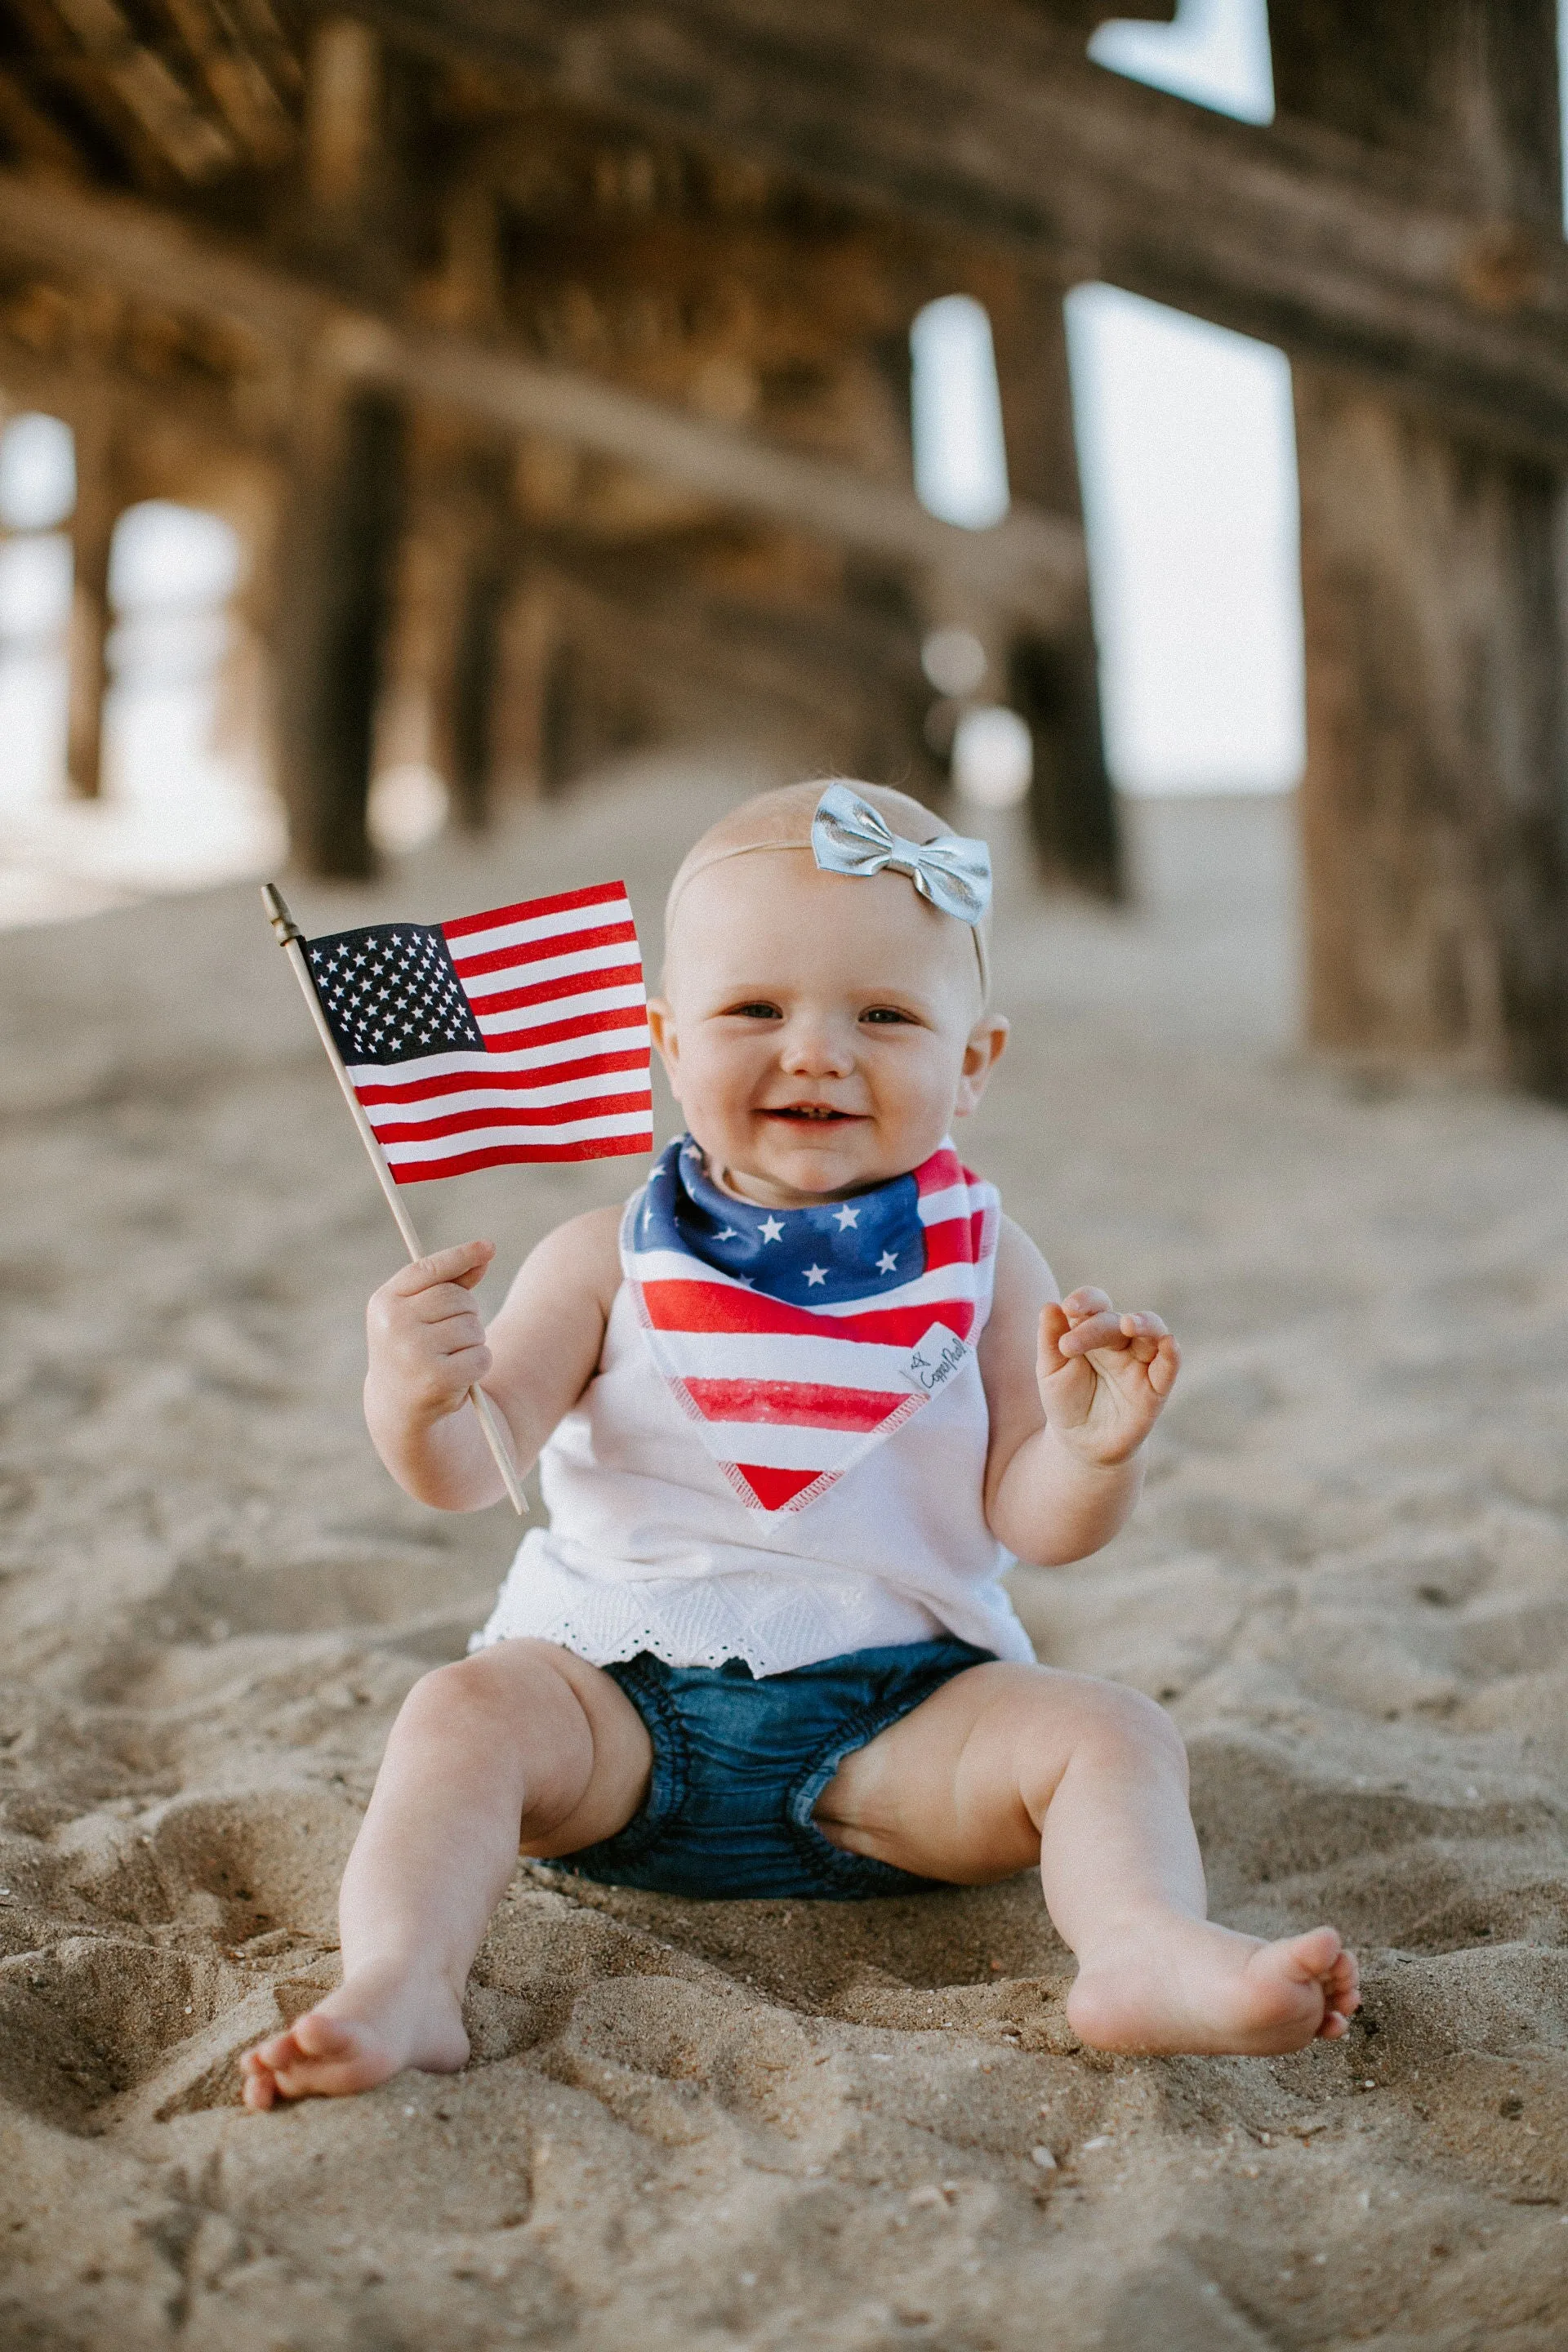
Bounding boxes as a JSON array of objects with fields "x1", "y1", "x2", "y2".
[{"x1": 243, "y1": 780, "x2": 1357, "y2": 2108}]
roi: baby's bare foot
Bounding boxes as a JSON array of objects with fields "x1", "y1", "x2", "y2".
[
  {"x1": 1065, "y1": 1915, "x2": 1358, "y2": 2056},
  {"x1": 241, "y1": 1962, "x2": 469, "y2": 2109}
]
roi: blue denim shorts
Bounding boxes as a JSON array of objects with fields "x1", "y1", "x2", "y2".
[{"x1": 556, "y1": 1637, "x2": 994, "y2": 1901}]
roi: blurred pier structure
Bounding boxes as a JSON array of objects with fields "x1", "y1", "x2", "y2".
[{"x1": 0, "y1": 3, "x2": 1564, "y2": 1085}]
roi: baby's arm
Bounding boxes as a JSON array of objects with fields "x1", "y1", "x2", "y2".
[
  {"x1": 363, "y1": 1205, "x2": 622, "y2": 1510},
  {"x1": 978, "y1": 1217, "x2": 1179, "y2": 1566}
]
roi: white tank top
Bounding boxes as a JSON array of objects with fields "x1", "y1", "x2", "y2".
[{"x1": 473, "y1": 1276, "x2": 1032, "y2": 1677}]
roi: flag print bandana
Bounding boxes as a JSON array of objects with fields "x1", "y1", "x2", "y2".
[{"x1": 622, "y1": 1135, "x2": 1000, "y2": 1514}]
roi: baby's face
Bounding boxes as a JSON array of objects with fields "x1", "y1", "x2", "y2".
[{"x1": 648, "y1": 853, "x2": 1007, "y2": 1205}]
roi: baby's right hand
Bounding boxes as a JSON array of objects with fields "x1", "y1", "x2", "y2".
[{"x1": 365, "y1": 1240, "x2": 497, "y2": 1425}]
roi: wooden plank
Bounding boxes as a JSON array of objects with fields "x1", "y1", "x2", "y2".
[
  {"x1": 155, "y1": 0, "x2": 296, "y2": 166},
  {"x1": 0, "y1": 166, "x2": 1085, "y2": 616},
  {"x1": 0, "y1": 64, "x2": 90, "y2": 172},
  {"x1": 38, "y1": 0, "x2": 238, "y2": 180},
  {"x1": 274, "y1": 378, "x2": 405, "y2": 875},
  {"x1": 64, "y1": 393, "x2": 117, "y2": 799},
  {"x1": 519, "y1": 546, "x2": 943, "y2": 791},
  {"x1": 322, "y1": 0, "x2": 1568, "y2": 456},
  {"x1": 374, "y1": 316, "x2": 1081, "y2": 612},
  {"x1": 987, "y1": 265, "x2": 1120, "y2": 896},
  {"x1": 1270, "y1": 0, "x2": 1564, "y2": 232},
  {"x1": 1294, "y1": 365, "x2": 1568, "y2": 1087},
  {"x1": 1287, "y1": 2, "x2": 1568, "y2": 1092},
  {"x1": 304, "y1": 16, "x2": 379, "y2": 206},
  {"x1": 449, "y1": 544, "x2": 506, "y2": 823}
]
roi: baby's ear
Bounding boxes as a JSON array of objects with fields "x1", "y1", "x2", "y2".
[
  {"x1": 647, "y1": 998, "x2": 680, "y2": 1079},
  {"x1": 955, "y1": 1014, "x2": 1008, "y2": 1115}
]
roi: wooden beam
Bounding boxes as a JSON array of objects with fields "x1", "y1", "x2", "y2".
[
  {"x1": 65, "y1": 394, "x2": 117, "y2": 798},
  {"x1": 321, "y1": 0, "x2": 1568, "y2": 457},
  {"x1": 1293, "y1": 368, "x2": 1568, "y2": 1088},
  {"x1": 1270, "y1": 1, "x2": 1564, "y2": 233},
  {"x1": 519, "y1": 546, "x2": 944, "y2": 790},
  {"x1": 987, "y1": 266, "x2": 1120, "y2": 897},
  {"x1": 274, "y1": 378, "x2": 405, "y2": 875},
  {"x1": 449, "y1": 541, "x2": 506, "y2": 824},
  {"x1": 368, "y1": 319, "x2": 1080, "y2": 612},
  {"x1": 33, "y1": 0, "x2": 238, "y2": 181},
  {"x1": 158, "y1": 0, "x2": 296, "y2": 167},
  {"x1": 0, "y1": 166, "x2": 1084, "y2": 618},
  {"x1": 304, "y1": 16, "x2": 379, "y2": 207},
  {"x1": 1288, "y1": 1, "x2": 1568, "y2": 1094}
]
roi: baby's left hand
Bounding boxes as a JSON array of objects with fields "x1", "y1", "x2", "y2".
[{"x1": 1038, "y1": 1288, "x2": 1180, "y2": 1467}]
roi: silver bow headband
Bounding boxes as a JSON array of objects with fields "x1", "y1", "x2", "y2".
[{"x1": 810, "y1": 782, "x2": 991, "y2": 927}]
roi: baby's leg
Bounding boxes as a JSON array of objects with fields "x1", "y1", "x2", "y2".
[
  {"x1": 241, "y1": 1640, "x2": 651, "y2": 2108},
  {"x1": 815, "y1": 1665, "x2": 1357, "y2": 2056}
]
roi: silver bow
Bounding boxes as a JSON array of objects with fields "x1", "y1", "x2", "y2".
[{"x1": 810, "y1": 783, "x2": 991, "y2": 925}]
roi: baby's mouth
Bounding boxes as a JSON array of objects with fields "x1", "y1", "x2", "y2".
[{"x1": 761, "y1": 1104, "x2": 860, "y2": 1123}]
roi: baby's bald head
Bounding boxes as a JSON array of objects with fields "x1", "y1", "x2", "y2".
[{"x1": 662, "y1": 780, "x2": 990, "y2": 1005}]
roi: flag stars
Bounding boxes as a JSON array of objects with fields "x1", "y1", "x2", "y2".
[
  {"x1": 878, "y1": 1251, "x2": 898, "y2": 1275},
  {"x1": 308, "y1": 922, "x2": 486, "y2": 1067},
  {"x1": 759, "y1": 1216, "x2": 785, "y2": 1244},
  {"x1": 832, "y1": 1204, "x2": 860, "y2": 1229},
  {"x1": 803, "y1": 1263, "x2": 828, "y2": 1286}
]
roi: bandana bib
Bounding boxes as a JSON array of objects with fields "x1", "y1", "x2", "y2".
[{"x1": 621, "y1": 1135, "x2": 1000, "y2": 1515}]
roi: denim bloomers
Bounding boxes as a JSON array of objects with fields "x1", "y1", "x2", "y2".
[{"x1": 557, "y1": 1637, "x2": 994, "y2": 1901}]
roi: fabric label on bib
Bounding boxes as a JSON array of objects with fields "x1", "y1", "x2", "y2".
[{"x1": 904, "y1": 1323, "x2": 972, "y2": 1398}]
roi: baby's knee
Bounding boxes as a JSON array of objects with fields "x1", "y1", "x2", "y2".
[
  {"x1": 399, "y1": 1641, "x2": 577, "y2": 1735},
  {"x1": 397, "y1": 1652, "x2": 503, "y2": 1738},
  {"x1": 1018, "y1": 1670, "x2": 1187, "y2": 1778},
  {"x1": 393, "y1": 1645, "x2": 599, "y2": 1829},
  {"x1": 1072, "y1": 1677, "x2": 1188, "y2": 1775}
]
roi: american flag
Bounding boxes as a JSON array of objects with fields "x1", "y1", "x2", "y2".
[
  {"x1": 624, "y1": 1137, "x2": 999, "y2": 1513},
  {"x1": 303, "y1": 883, "x2": 653, "y2": 1182}
]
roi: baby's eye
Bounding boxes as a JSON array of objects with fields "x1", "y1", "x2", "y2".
[
  {"x1": 861, "y1": 1006, "x2": 917, "y2": 1026},
  {"x1": 723, "y1": 1001, "x2": 783, "y2": 1020}
]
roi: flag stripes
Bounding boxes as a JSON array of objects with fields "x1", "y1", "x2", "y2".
[{"x1": 306, "y1": 882, "x2": 653, "y2": 1183}]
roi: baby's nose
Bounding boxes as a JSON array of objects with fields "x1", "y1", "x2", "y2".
[{"x1": 780, "y1": 1016, "x2": 854, "y2": 1075}]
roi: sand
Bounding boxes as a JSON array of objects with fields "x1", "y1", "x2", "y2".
[{"x1": 2, "y1": 756, "x2": 1567, "y2": 2351}]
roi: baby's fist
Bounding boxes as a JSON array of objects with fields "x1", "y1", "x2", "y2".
[{"x1": 366, "y1": 1239, "x2": 496, "y2": 1423}]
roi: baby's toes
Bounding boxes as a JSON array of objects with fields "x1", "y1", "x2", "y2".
[
  {"x1": 1277, "y1": 1926, "x2": 1342, "y2": 1984},
  {"x1": 1323, "y1": 1952, "x2": 1360, "y2": 2024},
  {"x1": 240, "y1": 2051, "x2": 280, "y2": 2109},
  {"x1": 242, "y1": 2025, "x2": 316, "y2": 2100},
  {"x1": 290, "y1": 2011, "x2": 361, "y2": 2061}
]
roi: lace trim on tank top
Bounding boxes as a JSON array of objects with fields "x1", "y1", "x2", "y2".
[{"x1": 472, "y1": 1547, "x2": 941, "y2": 1677}]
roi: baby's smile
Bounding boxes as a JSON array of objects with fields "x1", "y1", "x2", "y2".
[{"x1": 760, "y1": 1102, "x2": 862, "y2": 1122}]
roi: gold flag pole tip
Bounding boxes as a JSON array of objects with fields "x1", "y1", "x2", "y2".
[{"x1": 261, "y1": 881, "x2": 303, "y2": 945}]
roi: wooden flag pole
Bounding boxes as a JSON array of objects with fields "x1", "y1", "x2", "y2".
[{"x1": 261, "y1": 882, "x2": 528, "y2": 1517}]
